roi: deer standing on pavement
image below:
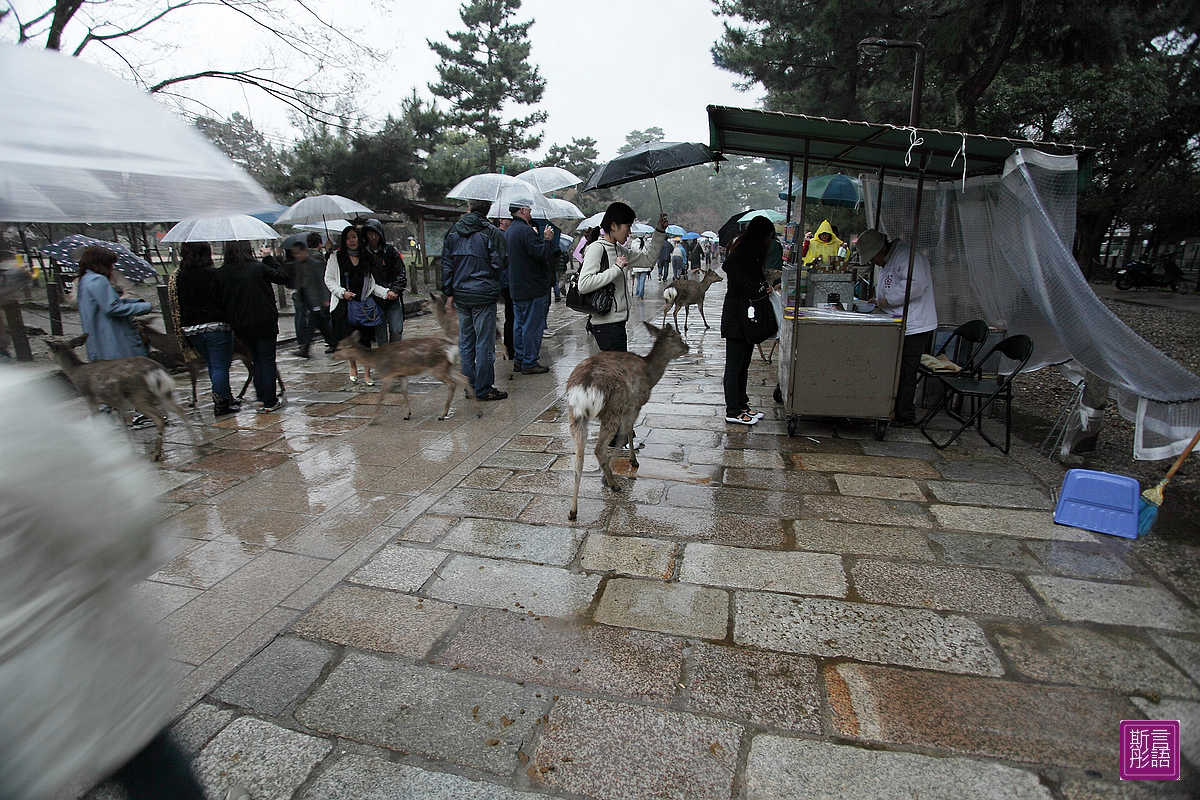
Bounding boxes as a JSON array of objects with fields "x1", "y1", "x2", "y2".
[
  {"x1": 135, "y1": 318, "x2": 284, "y2": 406},
  {"x1": 566, "y1": 322, "x2": 689, "y2": 521},
  {"x1": 661, "y1": 269, "x2": 723, "y2": 331},
  {"x1": 330, "y1": 294, "x2": 471, "y2": 423},
  {"x1": 46, "y1": 334, "x2": 199, "y2": 461}
]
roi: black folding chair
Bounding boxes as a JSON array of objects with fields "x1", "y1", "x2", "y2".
[
  {"x1": 918, "y1": 334, "x2": 1034, "y2": 454},
  {"x1": 918, "y1": 319, "x2": 990, "y2": 381}
]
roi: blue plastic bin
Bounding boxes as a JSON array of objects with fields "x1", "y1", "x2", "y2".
[{"x1": 1054, "y1": 468, "x2": 1141, "y2": 539}]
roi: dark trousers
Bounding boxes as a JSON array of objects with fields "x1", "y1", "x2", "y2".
[
  {"x1": 589, "y1": 320, "x2": 627, "y2": 352},
  {"x1": 108, "y1": 730, "x2": 206, "y2": 800},
  {"x1": 293, "y1": 292, "x2": 334, "y2": 350},
  {"x1": 896, "y1": 330, "x2": 934, "y2": 423},
  {"x1": 500, "y1": 287, "x2": 515, "y2": 360},
  {"x1": 241, "y1": 336, "x2": 278, "y2": 405},
  {"x1": 723, "y1": 337, "x2": 755, "y2": 417}
]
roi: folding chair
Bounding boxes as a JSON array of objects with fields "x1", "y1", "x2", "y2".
[
  {"x1": 918, "y1": 334, "x2": 1034, "y2": 454},
  {"x1": 918, "y1": 319, "x2": 990, "y2": 381}
]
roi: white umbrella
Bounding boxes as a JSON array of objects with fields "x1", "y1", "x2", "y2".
[
  {"x1": 701, "y1": 230, "x2": 719, "y2": 239},
  {"x1": 515, "y1": 166, "x2": 583, "y2": 194},
  {"x1": 486, "y1": 186, "x2": 558, "y2": 220},
  {"x1": 293, "y1": 219, "x2": 352, "y2": 237},
  {"x1": 446, "y1": 173, "x2": 534, "y2": 202},
  {"x1": 275, "y1": 195, "x2": 372, "y2": 226},
  {"x1": 0, "y1": 45, "x2": 271, "y2": 223},
  {"x1": 577, "y1": 211, "x2": 604, "y2": 229},
  {"x1": 545, "y1": 198, "x2": 584, "y2": 220},
  {"x1": 162, "y1": 214, "x2": 281, "y2": 243},
  {"x1": 631, "y1": 223, "x2": 655, "y2": 235}
]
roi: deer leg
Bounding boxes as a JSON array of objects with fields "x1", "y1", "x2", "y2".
[
  {"x1": 594, "y1": 417, "x2": 620, "y2": 491},
  {"x1": 623, "y1": 412, "x2": 639, "y2": 469},
  {"x1": 397, "y1": 376, "x2": 412, "y2": 420},
  {"x1": 438, "y1": 373, "x2": 459, "y2": 421},
  {"x1": 188, "y1": 362, "x2": 200, "y2": 407},
  {"x1": 161, "y1": 394, "x2": 203, "y2": 453},
  {"x1": 698, "y1": 301, "x2": 709, "y2": 329},
  {"x1": 672, "y1": 306, "x2": 681, "y2": 331},
  {"x1": 684, "y1": 305, "x2": 691, "y2": 331},
  {"x1": 237, "y1": 374, "x2": 252, "y2": 401},
  {"x1": 371, "y1": 377, "x2": 395, "y2": 424},
  {"x1": 276, "y1": 372, "x2": 286, "y2": 397},
  {"x1": 136, "y1": 406, "x2": 168, "y2": 461},
  {"x1": 568, "y1": 411, "x2": 588, "y2": 521}
]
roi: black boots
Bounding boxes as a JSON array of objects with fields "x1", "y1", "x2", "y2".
[{"x1": 213, "y1": 394, "x2": 239, "y2": 417}]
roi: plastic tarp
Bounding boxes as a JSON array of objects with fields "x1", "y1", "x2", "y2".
[
  {"x1": 0, "y1": 45, "x2": 271, "y2": 223},
  {"x1": 864, "y1": 150, "x2": 1200, "y2": 460}
]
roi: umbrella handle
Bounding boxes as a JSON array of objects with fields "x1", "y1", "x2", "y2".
[{"x1": 653, "y1": 175, "x2": 663, "y2": 216}]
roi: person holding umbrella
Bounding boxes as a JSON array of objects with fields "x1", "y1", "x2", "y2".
[
  {"x1": 720, "y1": 216, "x2": 775, "y2": 426},
  {"x1": 505, "y1": 199, "x2": 558, "y2": 374},
  {"x1": 216, "y1": 240, "x2": 289, "y2": 412},
  {"x1": 577, "y1": 202, "x2": 667, "y2": 352},
  {"x1": 172, "y1": 242, "x2": 239, "y2": 417}
]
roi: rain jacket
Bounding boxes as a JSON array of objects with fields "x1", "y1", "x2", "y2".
[
  {"x1": 216, "y1": 258, "x2": 289, "y2": 340},
  {"x1": 577, "y1": 230, "x2": 664, "y2": 326},
  {"x1": 874, "y1": 241, "x2": 938, "y2": 335},
  {"x1": 442, "y1": 211, "x2": 504, "y2": 306},
  {"x1": 75, "y1": 271, "x2": 151, "y2": 361},
  {"x1": 505, "y1": 216, "x2": 558, "y2": 301},
  {"x1": 363, "y1": 218, "x2": 407, "y2": 308},
  {"x1": 803, "y1": 220, "x2": 844, "y2": 265},
  {"x1": 293, "y1": 251, "x2": 329, "y2": 310}
]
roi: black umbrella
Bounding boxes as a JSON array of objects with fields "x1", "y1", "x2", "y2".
[
  {"x1": 582, "y1": 141, "x2": 725, "y2": 213},
  {"x1": 40, "y1": 234, "x2": 159, "y2": 283},
  {"x1": 717, "y1": 208, "x2": 755, "y2": 248}
]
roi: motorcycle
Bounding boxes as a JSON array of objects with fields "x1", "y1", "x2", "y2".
[{"x1": 1116, "y1": 258, "x2": 1182, "y2": 292}]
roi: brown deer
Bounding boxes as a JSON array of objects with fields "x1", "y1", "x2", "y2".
[
  {"x1": 330, "y1": 294, "x2": 471, "y2": 423},
  {"x1": 45, "y1": 334, "x2": 199, "y2": 461},
  {"x1": 566, "y1": 321, "x2": 689, "y2": 520},
  {"x1": 135, "y1": 318, "x2": 285, "y2": 405},
  {"x1": 661, "y1": 269, "x2": 723, "y2": 331}
]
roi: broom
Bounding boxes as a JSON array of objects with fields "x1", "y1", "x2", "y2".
[{"x1": 1137, "y1": 426, "x2": 1200, "y2": 535}]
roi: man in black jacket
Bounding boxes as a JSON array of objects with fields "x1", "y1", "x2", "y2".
[
  {"x1": 363, "y1": 218, "x2": 407, "y2": 344},
  {"x1": 443, "y1": 200, "x2": 508, "y2": 402},
  {"x1": 290, "y1": 234, "x2": 334, "y2": 358},
  {"x1": 505, "y1": 201, "x2": 557, "y2": 374}
]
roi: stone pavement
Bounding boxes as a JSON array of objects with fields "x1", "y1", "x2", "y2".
[{"x1": 75, "y1": 280, "x2": 1200, "y2": 800}]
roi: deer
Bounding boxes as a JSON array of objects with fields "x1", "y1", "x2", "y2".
[
  {"x1": 134, "y1": 318, "x2": 285, "y2": 405},
  {"x1": 566, "y1": 321, "x2": 689, "y2": 521},
  {"x1": 330, "y1": 294, "x2": 471, "y2": 423},
  {"x1": 661, "y1": 269, "x2": 723, "y2": 331},
  {"x1": 45, "y1": 334, "x2": 199, "y2": 461}
]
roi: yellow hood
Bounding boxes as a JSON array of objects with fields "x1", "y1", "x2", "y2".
[{"x1": 804, "y1": 220, "x2": 844, "y2": 265}]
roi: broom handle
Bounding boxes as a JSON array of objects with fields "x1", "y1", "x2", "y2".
[{"x1": 1162, "y1": 427, "x2": 1200, "y2": 483}]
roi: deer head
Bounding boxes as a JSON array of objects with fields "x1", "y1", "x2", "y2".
[
  {"x1": 642, "y1": 321, "x2": 690, "y2": 361},
  {"x1": 701, "y1": 269, "x2": 724, "y2": 285}
]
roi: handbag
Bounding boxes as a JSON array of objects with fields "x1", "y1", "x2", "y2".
[
  {"x1": 565, "y1": 246, "x2": 615, "y2": 315},
  {"x1": 347, "y1": 295, "x2": 382, "y2": 327},
  {"x1": 742, "y1": 286, "x2": 779, "y2": 344}
]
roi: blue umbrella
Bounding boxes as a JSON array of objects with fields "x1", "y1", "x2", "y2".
[
  {"x1": 244, "y1": 203, "x2": 290, "y2": 224},
  {"x1": 681, "y1": 232, "x2": 701, "y2": 240},
  {"x1": 780, "y1": 174, "x2": 863, "y2": 208},
  {"x1": 665, "y1": 224, "x2": 686, "y2": 236}
]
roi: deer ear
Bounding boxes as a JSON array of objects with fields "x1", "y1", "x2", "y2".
[
  {"x1": 71, "y1": 334, "x2": 89, "y2": 347},
  {"x1": 643, "y1": 321, "x2": 662, "y2": 337}
]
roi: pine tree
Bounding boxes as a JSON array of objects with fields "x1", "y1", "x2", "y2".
[{"x1": 428, "y1": 0, "x2": 547, "y2": 173}]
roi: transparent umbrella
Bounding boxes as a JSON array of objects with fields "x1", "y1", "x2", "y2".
[
  {"x1": 515, "y1": 166, "x2": 583, "y2": 194},
  {"x1": 162, "y1": 214, "x2": 281, "y2": 243},
  {"x1": 275, "y1": 195, "x2": 372, "y2": 226},
  {"x1": 486, "y1": 187, "x2": 558, "y2": 220},
  {"x1": 577, "y1": 211, "x2": 604, "y2": 229},
  {"x1": 40, "y1": 234, "x2": 158, "y2": 283},
  {"x1": 293, "y1": 219, "x2": 352, "y2": 238},
  {"x1": 446, "y1": 173, "x2": 534, "y2": 202},
  {"x1": 544, "y1": 198, "x2": 584, "y2": 219}
]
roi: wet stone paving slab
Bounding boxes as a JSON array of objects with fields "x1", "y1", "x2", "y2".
[{"x1": 90, "y1": 301, "x2": 1200, "y2": 798}]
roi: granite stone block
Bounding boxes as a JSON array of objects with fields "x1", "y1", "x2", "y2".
[
  {"x1": 932, "y1": 505, "x2": 1096, "y2": 542},
  {"x1": 210, "y1": 636, "x2": 333, "y2": 714},
  {"x1": 679, "y1": 543, "x2": 847, "y2": 598},
  {"x1": 792, "y1": 453, "x2": 940, "y2": 479},
  {"x1": 852, "y1": 560, "x2": 1044, "y2": 618},
  {"x1": 428, "y1": 489, "x2": 533, "y2": 521},
  {"x1": 1029, "y1": 576, "x2": 1200, "y2": 632},
  {"x1": 803, "y1": 495, "x2": 932, "y2": 528},
  {"x1": 351, "y1": 545, "x2": 447, "y2": 592},
  {"x1": 927, "y1": 481, "x2": 1053, "y2": 509},
  {"x1": 687, "y1": 643, "x2": 821, "y2": 733},
  {"x1": 792, "y1": 520, "x2": 936, "y2": 561},
  {"x1": 720, "y1": 467, "x2": 834, "y2": 494},
  {"x1": 1025, "y1": 540, "x2": 1136, "y2": 581},
  {"x1": 930, "y1": 531, "x2": 1042, "y2": 571},
  {"x1": 440, "y1": 517, "x2": 584, "y2": 566},
  {"x1": 292, "y1": 584, "x2": 461, "y2": 656},
  {"x1": 833, "y1": 474, "x2": 926, "y2": 501},
  {"x1": 1152, "y1": 633, "x2": 1200, "y2": 687},
  {"x1": 594, "y1": 578, "x2": 729, "y2": 639},
  {"x1": 579, "y1": 534, "x2": 677, "y2": 579},
  {"x1": 169, "y1": 702, "x2": 234, "y2": 755},
  {"x1": 427, "y1": 555, "x2": 601, "y2": 617},
  {"x1": 299, "y1": 755, "x2": 542, "y2": 800},
  {"x1": 193, "y1": 717, "x2": 331, "y2": 800},
  {"x1": 605, "y1": 504, "x2": 785, "y2": 546}
]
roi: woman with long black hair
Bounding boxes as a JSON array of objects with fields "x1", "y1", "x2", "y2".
[
  {"x1": 720, "y1": 215, "x2": 776, "y2": 426},
  {"x1": 172, "y1": 241, "x2": 239, "y2": 417},
  {"x1": 215, "y1": 240, "x2": 289, "y2": 413},
  {"x1": 324, "y1": 225, "x2": 388, "y2": 384}
]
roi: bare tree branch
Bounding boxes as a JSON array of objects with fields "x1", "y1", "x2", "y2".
[{"x1": 73, "y1": 0, "x2": 199, "y2": 56}]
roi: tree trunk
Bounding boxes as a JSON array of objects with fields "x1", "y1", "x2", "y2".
[
  {"x1": 954, "y1": 0, "x2": 1022, "y2": 131},
  {"x1": 46, "y1": 0, "x2": 85, "y2": 50}
]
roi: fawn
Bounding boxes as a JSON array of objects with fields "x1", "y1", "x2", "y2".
[
  {"x1": 661, "y1": 269, "x2": 723, "y2": 331},
  {"x1": 330, "y1": 294, "x2": 470, "y2": 423},
  {"x1": 135, "y1": 318, "x2": 284, "y2": 406},
  {"x1": 566, "y1": 321, "x2": 689, "y2": 521},
  {"x1": 45, "y1": 334, "x2": 199, "y2": 461}
]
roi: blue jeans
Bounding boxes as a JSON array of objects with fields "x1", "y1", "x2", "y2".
[
  {"x1": 188, "y1": 329, "x2": 233, "y2": 401},
  {"x1": 377, "y1": 299, "x2": 405, "y2": 343},
  {"x1": 241, "y1": 336, "x2": 278, "y2": 404},
  {"x1": 635, "y1": 271, "x2": 648, "y2": 298},
  {"x1": 457, "y1": 301, "x2": 497, "y2": 397},
  {"x1": 513, "y1": 295, "x2": 549, "y2": 368}
]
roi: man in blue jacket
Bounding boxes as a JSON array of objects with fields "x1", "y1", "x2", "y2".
[
  {"x1": 442, "y1": 200, "x2": 508, "y2": 402},
  {"x1": 504, "y1": 200, "x2": 557, "y2": 374}
]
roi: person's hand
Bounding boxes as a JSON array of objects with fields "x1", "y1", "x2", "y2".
[
  {"x1": 616, "y1": 255, "x2": 629, "y2": 269},
  {"x1": 657, "y1": 213, "x2": 669, "y2": 232},
  {"x1": 543, "y1": 226, "x2": 555, "y2": 241},
  {"x1": 445, "y1": 296, "x2": 455, "y2": 313},
  {"x1": 386, "y1": 290, "x2": 398, "y2": 301},
  {"x1": 344, "y1": 291, "x2": 356, "y2": 300},
  {"x1": 322, "y1": 301, "x2": 330, "y2": 309}
]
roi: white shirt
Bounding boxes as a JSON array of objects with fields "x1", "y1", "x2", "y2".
[{"x1": 875, "y1": 241, "x2": 937, "y2": 335}]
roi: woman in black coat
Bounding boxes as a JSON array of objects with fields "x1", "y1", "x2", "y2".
[
  {"x1": 720, "y1": 215, "x2": 776, "y2": 426},
  {"x1": 216, "y1": 240, "x2": 289, "y2": 412}
]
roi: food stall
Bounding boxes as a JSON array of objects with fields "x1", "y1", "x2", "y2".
[{"x1": 707, "y1": 106, "x2": 1090, "y2": 438}]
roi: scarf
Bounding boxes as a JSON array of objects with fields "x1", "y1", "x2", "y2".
[{"x1": 167, "y1": 271, "x2": 202, "y2": 363}]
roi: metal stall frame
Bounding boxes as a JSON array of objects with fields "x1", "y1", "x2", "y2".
[{"x1": 706, "y1": 107, "x2": 1091, "y2": 439}]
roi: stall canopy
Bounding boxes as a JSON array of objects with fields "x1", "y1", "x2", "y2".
[{"x1": 708, "y1": 106, "x2": 1200, "y2": 460}]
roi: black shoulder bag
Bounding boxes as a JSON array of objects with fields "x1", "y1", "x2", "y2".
[
  {"x1": 566, "y1": 246, "x2": 615, "y2": 315},
  {"x1": 742, "y1": 284, "x2": 779, "y2": 344}
]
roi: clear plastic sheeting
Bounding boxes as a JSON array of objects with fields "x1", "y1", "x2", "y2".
[
  {"x1": 864, "y1": 150, "x2": 1200, "y2": 460},
  {"x1": 0, "y1": 46, "x2": 271, "y2": 223}
]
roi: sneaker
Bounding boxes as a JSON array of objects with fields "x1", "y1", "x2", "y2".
[
  {"x1": 293, "y1": 347, "x2": 310, "y2": 359},
  {"x1": 742, "y1": 408, "x2": 765, "y2": 420},
  {"x1": 522, "y1": 364, "x2": 550, "y2": 374},
  {"x1": 130, "y1": 413, "x2": 156, "y2": 429},
  {"x1": 542, "y1": 329, "x2": 554, "y2": 338},
  {"x1": 324, "y1": 345, "x2": 337, "y2": 354},
  {"x1": 478, "y1": 389, "x2": 508, "y2": 401},
  {"x1": 725, "y1": 412, "x2": 758, "y2": 425},
  {"x1": 259, "y1": 398, "x2": 284, "y2": 413}
]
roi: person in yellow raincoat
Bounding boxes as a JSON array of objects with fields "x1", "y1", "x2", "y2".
[{"x1": 802, "y1": 220, "x2": 843, "y2": 265}]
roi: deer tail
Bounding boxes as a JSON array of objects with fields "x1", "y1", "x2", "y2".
[
  {"x1": 663, "y1": 286, "x2": 677, "y2": 304},
  {"x1": 567, "y1": 385, "x2": 605, "y2": 424},
  {"x1": 444, "y1": 343, "x2": 461, "y2": 366},
  {"x1": 146, "y1": 367, "x2": 175, "y2": 400}
]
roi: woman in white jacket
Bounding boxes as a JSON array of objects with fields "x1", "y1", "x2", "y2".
[
  {"x1": 576, "y1": 202, "x2": 667, "y2": 352},
  {"x1": 325, "y1": 225, "x2": 389, "y2": 384}
]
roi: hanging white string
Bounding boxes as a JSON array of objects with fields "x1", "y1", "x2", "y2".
[
  {"x1": 949, "y1": 133, "x2": 968, "y2": 191},
  {"x1": 904, "y1": 127, "x2": 924, "y2": 167}
]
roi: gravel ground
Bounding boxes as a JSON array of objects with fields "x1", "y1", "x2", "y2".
[{"x1": 1010, "y1": 291, "x2": 1200, "y2": 543}]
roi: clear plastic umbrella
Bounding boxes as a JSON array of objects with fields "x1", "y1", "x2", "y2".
[
  {"x1": 40, "y1": 234, "x2": 158, "y2": 283},
  {"x1": 0, "y1": 45, "x2": 271, "y2": 223},
  {"x1": 577, "y1": 211, "x2": 604, "y2": 229},
  {"x1": 446, "y1": 173, "x2": 534, "y2": 202},
  {"x1": 486, "y1": 187, "x2": 557, "y2": 220},
  {"x1": 275, "y1": 195, "x2": 372, "y2": 226},
  {"x1": 161, "y1": 214, "x2": 281, "y2": 243},
  {"x1": 544, "y1": 198, "x2": 584, "y2": 219},
  {"x1": 631, "y1": 223, "x2": 656, "y2": 235},
  {"x1": 515, "y1": 166, "x2": 583, "y2": 194},
  {"x1": 701, "y1": 230, "x2": 719, "y2": 239},
  {"x1": 293, "y1": 219, "x2": 352, "y2": 237}
]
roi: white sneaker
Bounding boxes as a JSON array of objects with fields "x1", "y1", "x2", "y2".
[
  {"x1": 725, "y1": 412, "x2": 758, "y2": 425},
  {"x1": 744, "y1": 408, "x2": 765, "y2": 420},
  {"x1": 542, "y1": 329, "x2": 554, "y2": 338}
]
